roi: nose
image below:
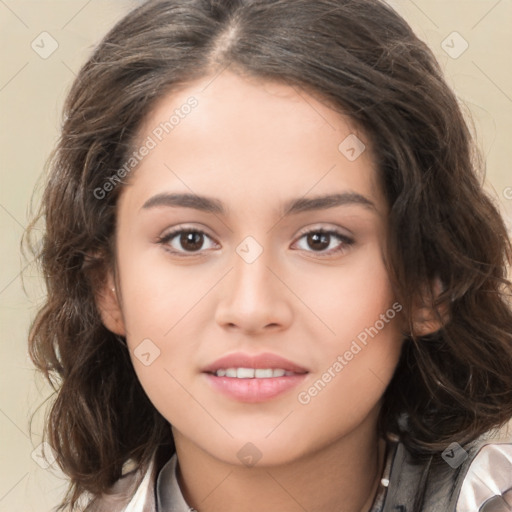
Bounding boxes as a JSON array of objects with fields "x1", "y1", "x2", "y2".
[{"x1": 214, "y1": 245, "x2": 294, "y2": 335}]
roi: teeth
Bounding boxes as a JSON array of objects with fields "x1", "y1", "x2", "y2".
[
  {"x1": 255, "y1": 368, "x2": 273, "y2": 378},
  {"x1": 237, "y1": 368, "x2": 254, "y2": 378},
  {"x1": 214, "y1": 368, "x2": 294, "y2": 378}
]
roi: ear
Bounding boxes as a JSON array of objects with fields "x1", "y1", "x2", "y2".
[
  {"x1": 94, "y1": 269, "x2": 127, "y2": 337},
  {"x1": 411, "y1": 275, "x2": 451, "y2": 337}
]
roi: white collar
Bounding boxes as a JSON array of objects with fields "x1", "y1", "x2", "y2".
[{"x1": 156, "y1": 453, "x2": 196, "y2": 512}]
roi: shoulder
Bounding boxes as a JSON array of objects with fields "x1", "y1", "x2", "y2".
[
  {"x1": 456, "y1": 436, "x2": 512, "y2": 511},
  {"x1": 382, "y1": 426, "x2": 512, "y2": 512},
  {"x1": 83, "y1": 446, "x2": 170, "y2": 512}
]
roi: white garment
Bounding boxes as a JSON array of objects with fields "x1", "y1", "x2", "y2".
[
  {"x1": 456, "y1": 443, "x2": 512, "y2": 511},
  {"x1": 156, "y1": 454, "x2": 195, "y2": 512},
  {"x1": 123, "y1": 455, "x2": 156, "y2": 512}
]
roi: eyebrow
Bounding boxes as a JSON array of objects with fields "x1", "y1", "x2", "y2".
[{"x1": 141, "y1": 192, "x2": 377, "y2": 216}]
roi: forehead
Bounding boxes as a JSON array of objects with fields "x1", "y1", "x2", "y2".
[
  {"x1": 136, "y1": 71, "x2": 364, "y2": 155},
  {"x1": 120, "y1": 70, "x2": 386, "y2": 216}
]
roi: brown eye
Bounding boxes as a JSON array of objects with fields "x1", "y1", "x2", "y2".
[
  {"x1": 306, "y1": 232, "x2": 331, "y2": 251},
  {"x1": 157, "y1": 228, "x2": 218, "y2": 256},
  {"x1": 178, "y1": 231, "x2": 204, "y2": 252},
  {"x1": 293, "y1": 229, "x2": 354, "y2": 257}
]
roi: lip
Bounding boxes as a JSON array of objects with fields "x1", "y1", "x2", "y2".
[
  {"x1": 204, "y1": 373, "x2": 308, "y2": 403},
  {"x1": 201, "y1": 352, "x2": 309, "y2": 403},
  {"x1": 201, "y1": 352, "x2": 309, "y2": 374}
]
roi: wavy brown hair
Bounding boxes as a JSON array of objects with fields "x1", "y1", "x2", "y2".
[{"x1": 24, "y1": 0, "x2": 512, "y2": 509}]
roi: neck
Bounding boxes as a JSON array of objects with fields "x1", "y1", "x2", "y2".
[{"x1": 171, "y1": 410, "x2": 386, "y2": 512}]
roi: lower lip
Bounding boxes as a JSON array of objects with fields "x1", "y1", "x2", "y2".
[{"x1": 203, "y1": 373, "x2": 308, "y2": 403}]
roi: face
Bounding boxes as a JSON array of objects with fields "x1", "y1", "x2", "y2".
[{"x1": 100, "y1": 70, "x2": 405, "y2": 466}]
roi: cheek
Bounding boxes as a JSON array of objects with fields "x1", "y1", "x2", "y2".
[
  {"x1": 114, "y1": 244, "x2": 205, "y2": 414},
  {"x1": 293, "y1": 247, "x2": 403, "y2": 411},
  {"x1": 294, "y1": 311, "x2": 403, "y2": 440},
  {"x1": 116, "y1": 239, "x2": 209, "y2": 340},
  {"x1": 293, "y1": 244, "x2": 398, "y2": 347}
]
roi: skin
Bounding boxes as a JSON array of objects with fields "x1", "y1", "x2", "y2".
[{"x1": 96, "y1": 70, "x2": 428, "y2": 511}]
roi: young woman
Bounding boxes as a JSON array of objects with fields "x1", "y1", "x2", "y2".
[{"x1": 26, "y1": 0, "x2": 512, "y2": 510}]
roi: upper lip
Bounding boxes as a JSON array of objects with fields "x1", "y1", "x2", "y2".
[{"x1": 202, "y1": 352, "x2": 309, "y2": 374}]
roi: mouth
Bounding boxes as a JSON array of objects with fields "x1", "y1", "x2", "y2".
[
  {"x1": 201, "y1": 351, "x2": 309, "y2": 375},
  {"x1": 207, "y1": 367, "x2": 305, "y2": 378},
  {"x1": 201, "y1": 352, "x2": 309, "y2": 402}
]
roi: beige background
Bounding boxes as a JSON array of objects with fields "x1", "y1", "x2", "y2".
[{"x1": 1, "y1": 1, "x2": 511, "y2": 510}]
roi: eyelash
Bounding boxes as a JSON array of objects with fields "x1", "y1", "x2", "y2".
[{"x1": 156, "y1": 226, "x2": 355, "y2": 259}]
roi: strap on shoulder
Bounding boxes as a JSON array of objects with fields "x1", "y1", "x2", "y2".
[{"x1": 381, "y1": 435, "x2": 511, "y2": 512}]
